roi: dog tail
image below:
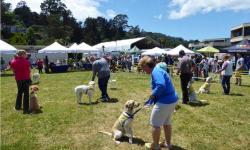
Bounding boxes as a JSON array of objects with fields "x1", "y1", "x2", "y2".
[{"x1": 98, "y1": 131, "x2": 112, "y2": 137}]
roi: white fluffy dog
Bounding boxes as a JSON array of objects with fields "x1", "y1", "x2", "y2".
[
  {"x1": 32, "y1": 73, "x2": 40, "y2": 84},
  {"x1": 99, "y1": 100, "x2": 140, "y2": 144},
  {"x1": 74, "y1": 81, "x2": 95, "y2": 104},
  {"x1": 197, "y1": 77, "x2": 212, "y2": 94}
]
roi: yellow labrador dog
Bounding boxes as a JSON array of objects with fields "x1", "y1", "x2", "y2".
[
  {"x1": 74, "y1": 81, "x2": 95, "y2": 104},
  {"x1": 197, "y1": 77, "x2": 212, "y2": 94},
  {"x1": 99, "y1": 100, "x2": 140, "y2": 144}
]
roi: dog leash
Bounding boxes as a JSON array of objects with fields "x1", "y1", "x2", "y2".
[{"x1": 131, "y1": 99, "x2": 154, "y2": 116}]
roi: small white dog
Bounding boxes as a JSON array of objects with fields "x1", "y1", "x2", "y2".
[
  {"x1": 74, "y1": 81, "x2": 95, "y2": 104},
  {"x1": 32, "y1": 73, "x2": 40, "y2": 84},
  {"x1": 99, "y1": 100, "x2": 140, "y2": 144},
  {"x1": 197, "y1": 77, "x2": 212, "y2": 94}
]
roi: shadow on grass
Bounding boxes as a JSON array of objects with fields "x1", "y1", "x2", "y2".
[
  {"x1": 240, "y1": 84, "x2": 250, "y2": 87},
  {"x1": 188, "y1": 101, "x2": 209, "y2": 107},
  {"x1": 229, "y1": 93, "x2": 244, "y2": 96},
  {"x1": 103, "y1": 98, "x2": 119, "y2": 103},
  {"x1": 0, "y1": 73, "x2": 14, "y2": 77},
  {"x1": 109, "y1": 88, "x2": 121, "y2": 91},
  {"x1": 118, "y1": 136, "x2": 146, "y2": 146},
  {"x1": 171, "y1": 145, "x2": 187, "y2": 150},
  {"x1": 78, "y1": 101, "x2": 99, "y2": 105}
]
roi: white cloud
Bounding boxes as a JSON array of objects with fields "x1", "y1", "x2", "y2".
[
  {"x1": 154, "y1": 14, "x2": 163, "y2": 20},
  {"x1": 5, "y1": 0, "x2": 107, "y2": 20},
  {"x1": 106, "y1": 9, "x2": 117, "y2": 18},
  {"x1": 168, "y1": 0, "x2": 250, "y2": 19}
]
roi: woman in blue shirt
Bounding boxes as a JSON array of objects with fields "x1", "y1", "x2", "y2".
[{"x1": 139, "y1": 56, "x2": 178, "y2": 150}]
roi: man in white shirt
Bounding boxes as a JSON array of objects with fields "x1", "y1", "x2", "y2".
[{"x1": 235, "y1": 53, "x2": 244, "y2": 86}]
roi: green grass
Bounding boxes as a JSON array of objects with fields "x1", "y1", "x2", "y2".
[{"x1": 1, "y1": 70, "x2": 250, "y2": 150}]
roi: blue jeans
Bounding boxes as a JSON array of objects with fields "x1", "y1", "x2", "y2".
[
  {"x1": 221, "y1": 75, "x2": 231, "y2": 94},
  {"x1": 98, "y1": 76, "x2": 110, "y2": 98}
]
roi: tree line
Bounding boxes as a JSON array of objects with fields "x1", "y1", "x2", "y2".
[{"x1": 1, "y1": 0, "x2": 198, "y2": 48}]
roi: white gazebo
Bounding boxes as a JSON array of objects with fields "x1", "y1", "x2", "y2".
[
  {"x1": 38, "y1": 42, "x2": 69, "y2": 63},
  {"x1": 167, "y1": 45, "x2": 194, "y2": 56},
  {"x1": 0, "y1": 39, "x2": 17, "y2": 54},
  {"x1": 141, "y1": 47, "x2": 168, "y2": 56},
  {"x1": 0, "y1": 40, "x2": 18, "y2": 68}
]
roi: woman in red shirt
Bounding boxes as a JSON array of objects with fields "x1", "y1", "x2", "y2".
[
  {"x1": 36, "y1": 59, "x2": 44, "y2": 73},
  {"x1": 11, "y1": 50, "x2": 31, "y2": 114}
]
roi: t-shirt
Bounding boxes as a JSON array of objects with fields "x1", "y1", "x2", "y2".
[
  {"x1": 11, "y1": 57, "x2": 31, "y2": 80},
  {"x1": 236, "y1": 57, "x2": 244, "y2": 70},
  {"x1": 221, "y1": 60, "x2": 233, "y2": 76},
  {"x1": 92, "y1": 58, "x2": 110, "y2": 80},
  {"x1": 179, "y1": 56, "x2": 193, "y2": 74}
]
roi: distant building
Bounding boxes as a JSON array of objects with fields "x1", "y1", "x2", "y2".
[
  {"x1": 189, "y1": 38, "x2": 231, "y2": 50},
  {"x1": 230, "y1": 22, "x2": 250, "y2": 44}
]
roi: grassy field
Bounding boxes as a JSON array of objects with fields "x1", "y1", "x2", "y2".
[{"x1": 1, "y1": 69, "x2": 250, "y2": 150}]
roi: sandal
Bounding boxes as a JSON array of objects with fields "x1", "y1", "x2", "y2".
[{"x1": 145, "y1": 143, "x2": 161, "y2": 150}]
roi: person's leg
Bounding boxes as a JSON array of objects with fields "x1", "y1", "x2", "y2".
[
  {"x1": 23, "y1": 80, "x2": 30, "y2": 113},
  {"x1": 180, "y1": 75, "x2": 188, "y2": 104},
  {"x1": 152, "y1": 126, "x2": 161, "y2": 147},
  {"x1": 98, "y1": 78, "x2": 105, "y2": 98},
  {"x1": 221, "y1": 76, "x2": 227, "y2": 94},
  {"x1": 163, "y1": 125, "x2": 172, "y2": 146},
  {"x1": 226, "y1": 76, "x2": 231, "y2": 94},
  {"x1": 103, "y1": 76, "x2": 110, "y2": 99},
  {"x1": 15, "y1": 80, "x2": 23, "y2": 110}
]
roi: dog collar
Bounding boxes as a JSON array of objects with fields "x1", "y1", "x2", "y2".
[{"x1": 123, "y1": 112, "x2": 134, "y2": 119}]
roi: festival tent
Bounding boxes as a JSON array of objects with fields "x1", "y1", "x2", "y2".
[
  {"x1": 38, "y1": 42, "x2": 69, "y2": 62},
  {"x1": 0, "y1": 39, "x2": 17, "y2": 54},
  {"x1": 220, "y1": 39, "x2": 250, "y2": 53},
  {"x1": 167, "y1": 44, "x2": 194, "y2": 56},
  {"x1": 93, "y1": 37, "x2": 146, "y2": 52},
  {"x1": 0, "y1": 40, "x2": 18, "y2": 69},
  {"x1": 197, "y1": 46, "x2": 219, "y2": 53},
  {"x1": 77, "y1": 42, "x2": 100, "y2": 53},
  {"x1": 141, "y1": 47, "x2": 168, "y2": 56},
  {"x1": 38, "y1": 42, "x2": 69, "y2": 53},
  {"x1": 69, "y1": 43, "x2": 78, "y2": 52},
  {"x1": 129, "y1": 46, "x2": 140, "y2": 53}
]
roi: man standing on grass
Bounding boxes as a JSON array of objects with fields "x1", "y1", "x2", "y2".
[
  {"x1": 11, "y1": 50, "x2": 31, "y2": 114},
  {"x1": 91, "y1": 56, "x2": 111, "y2": 102},
  {"x1": 177, "y1": 50, "x2": 194, "y2": 104}
]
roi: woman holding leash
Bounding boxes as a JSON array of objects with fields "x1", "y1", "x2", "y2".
[{"x1": 139, "y1": 56, "x2": 178, "y2": 150}]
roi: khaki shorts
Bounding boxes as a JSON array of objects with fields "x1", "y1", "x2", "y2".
[
  {"x1": 150, "y1": 101, "x2": 177, "y2": 127},
  {"x1": 235, "y1": 71, "x2": 241, "y2": 78}
]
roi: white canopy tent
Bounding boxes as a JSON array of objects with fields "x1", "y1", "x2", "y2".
[
  {"x1": 0, "y1": 40, "x2": 18, "y2": 69},
  {"x1": 167, "y1": 45, "x2": 194, "y2": 56},
  {"x1": 38, "y1": 42, "x2": 69, "y2": 63},
  {"x1": 93, "y1": 37, "x2": 145, "y2": 52},
  {"x1": 38, "y1": 42, "x2": 69, "y2": 53},
  {"x1": 69, "y1": 43, "x2": 78, "y2": 52},
  {"x1": 0, "y1": 39, "x2": 18, "y2": 54},
  {"x1": 141, "y1": 47, "x2": 168, "y2": 56}
]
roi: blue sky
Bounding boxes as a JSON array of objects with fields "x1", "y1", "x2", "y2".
[{"x1": 6, "y1": 0, "x2": 250, "y2": 40}]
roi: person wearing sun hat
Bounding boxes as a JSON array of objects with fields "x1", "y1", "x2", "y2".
[
  {"x1": 216, "y1": 54, "x2": 233, "y2": 95},
  {"x1": 10, "y1": 50, "x2": 31, "y2": 114}
]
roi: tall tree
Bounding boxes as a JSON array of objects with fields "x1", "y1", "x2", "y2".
[
  {"x1": 40, "y1": 0, "x2": 67, "y2": 15},
  {"x1": 14, "y1": 1, "x2": 33, "y2": 27}
]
